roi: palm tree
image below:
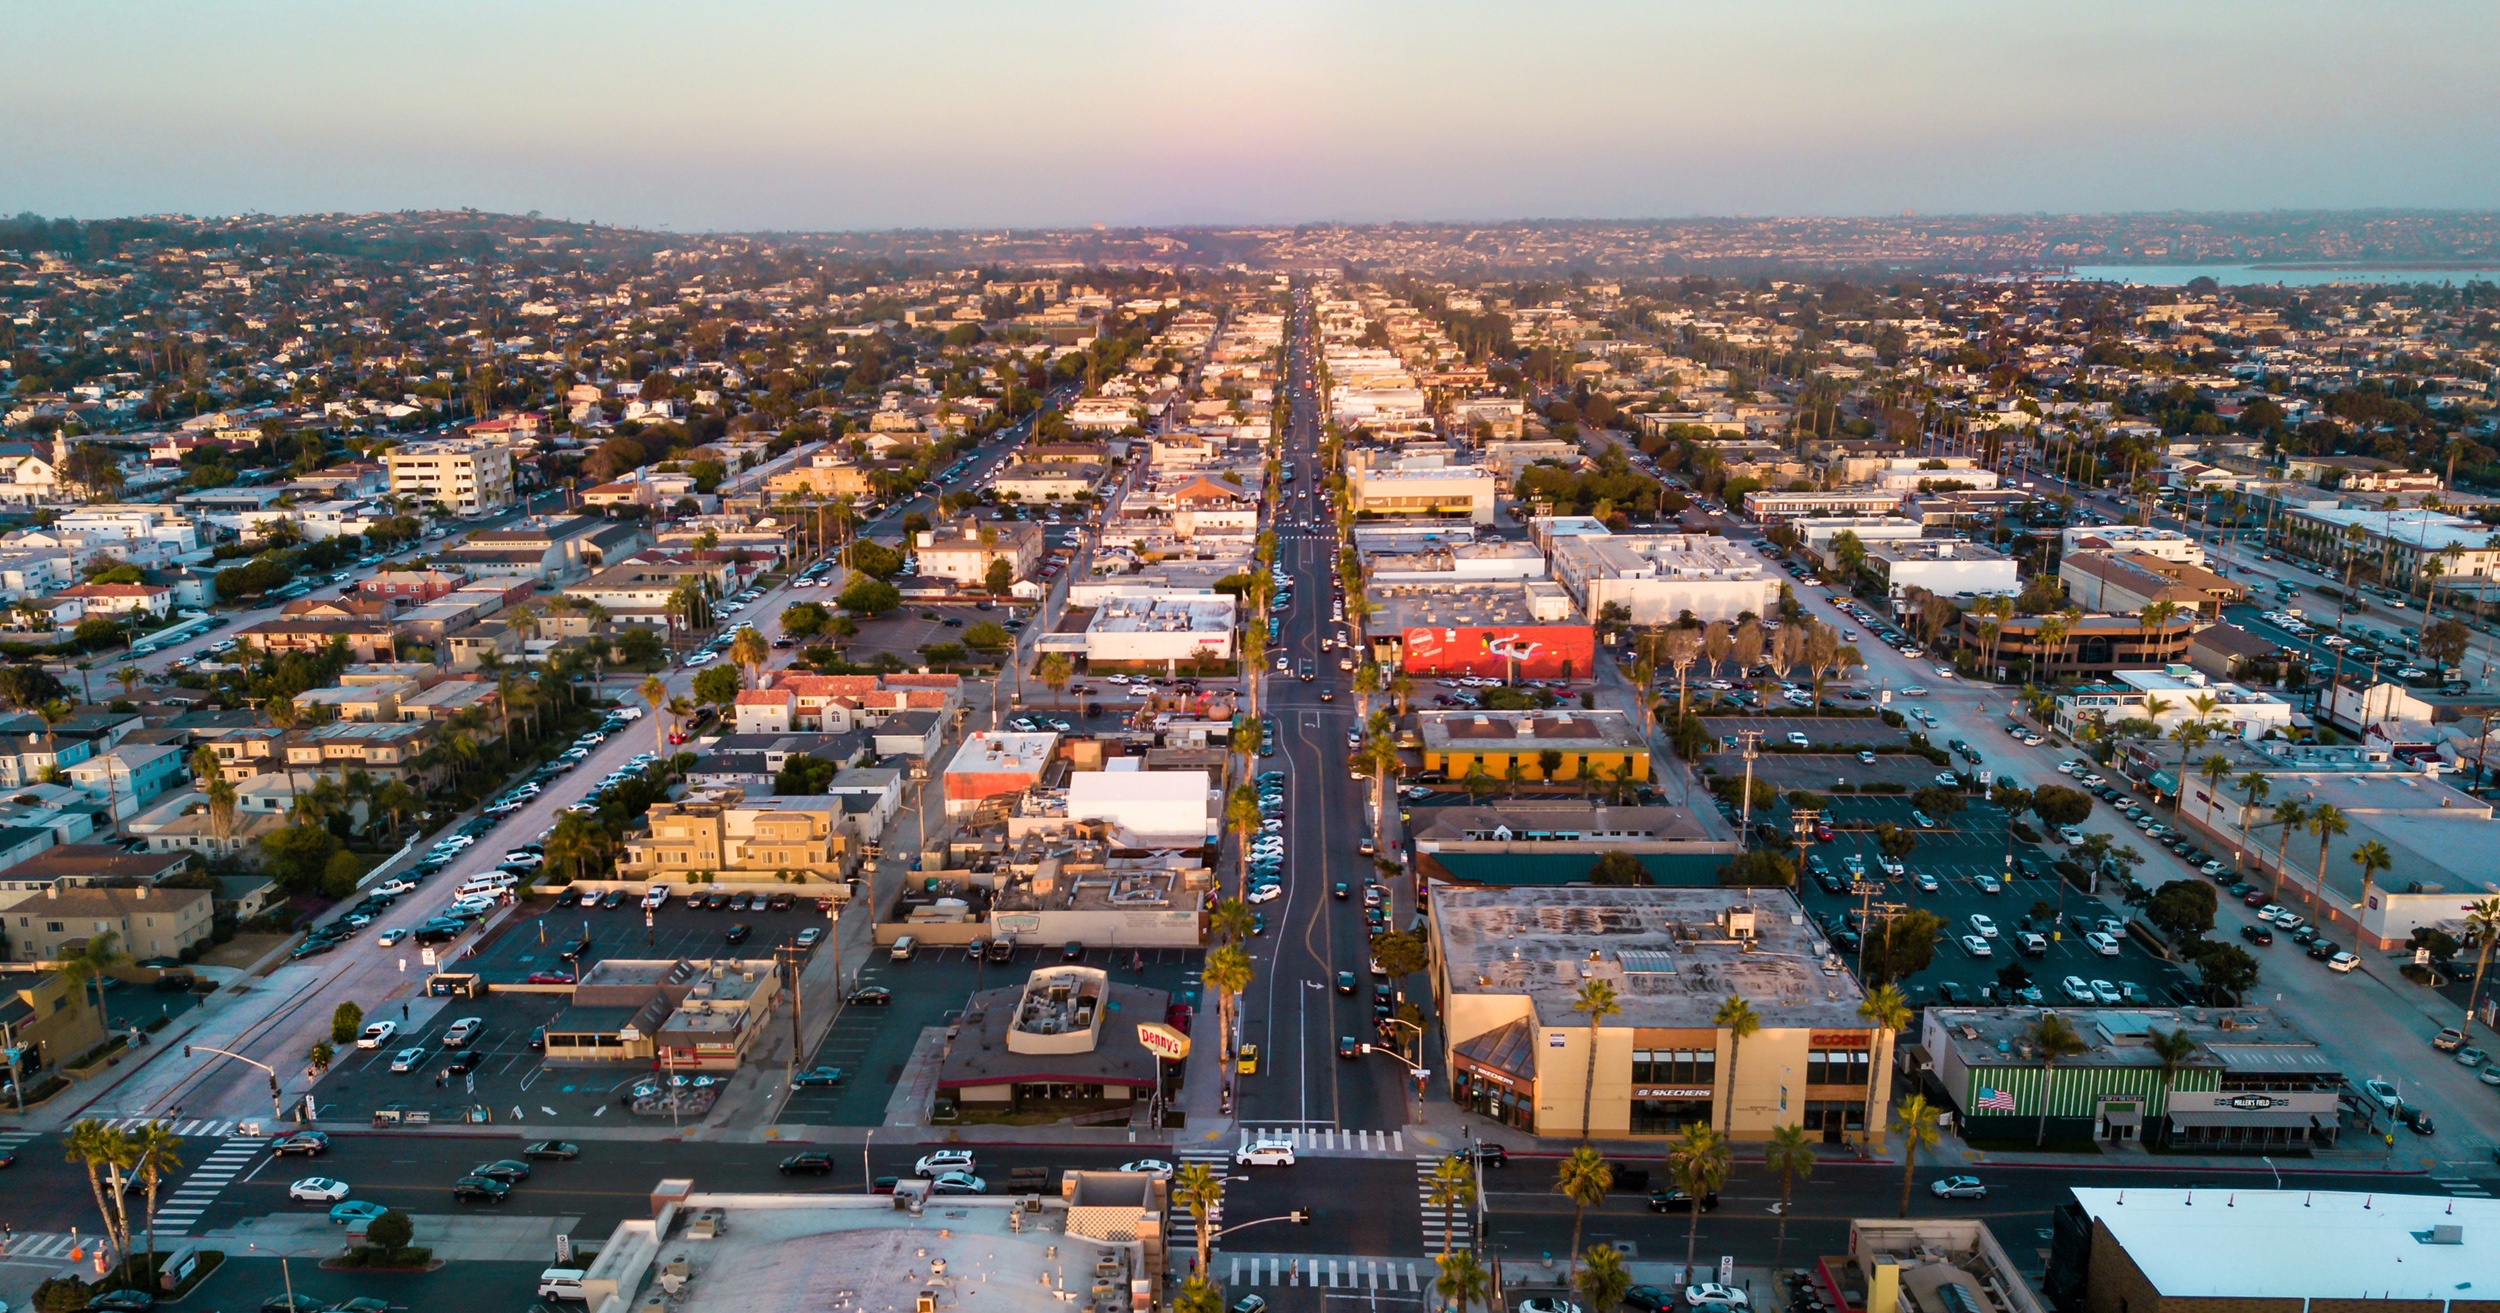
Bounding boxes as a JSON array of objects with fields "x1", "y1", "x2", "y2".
[
  {"x1": 129, "y1": 1121, "x2": 184, "y2": 1275},
  {"x1": 2028, "y1": 1013, "x2": 2089, "y2": 1147},
  {"x1": 1174, "y1": 1277, "x2": 1222, "y2": 1313},
  {"x1": 1891, "y1": 1093, "x2": 1941, "y2": 1218},
  {"x1": 2348, "y1": 838, "x2": 2393, "y2": 913},
  {"x1": 65, "y1": 1118, "x2": 135, "y2": 1258},
  {"x1": 1433, "y1": 1249, "x2": 1489, "y2": 1313},
  {"x1": 1362, "y1": 730, "x2": 1402, "y2": 856},
  {"x1": 1225, "y1": 786, "x2": 1262, "y2": 897},
  {"x1": 1570, "y1": 978, "x2": 1621, "y2": 1140},
  {"x1": 639, "y1": 674, "x2": 669, "y2": 756},
  {"x1": 1209, "y1": 896, "x2": 1254, "y2": 948},
  {"x1": 1856, "y1": 981, "x2": 1910, "y2": 1151},
  {"x1": 1353, "y1": 661, "x2": 1383, "y2": 726},
  {"x1": 2233, "y1": 772, "x2": 2271, "y2": 869},
  {"x1": 2267, "y1": 800, "x2": 2308, "y2": 902},
  {"x1": 1713, "y1": 993, "x2": 1759, "y2": 1135},
  {"x1": 1204, "y1": 944, "x2": 1252, "y2": 1067},
  {"x1": 1575, "y1": 1244, "x2": 1632, "y2": 1313},
  {"x1": 728, "y1": 626, "x2": 770, "y2": 689},
  {"x1": 2144, "y1": 1026, "x2": 2198, "y2": 1146},
  {"x1": 664, "y1": 696, "x2": 696, "y2": 754},
  {"x1": 1554, "y1": 1147, "x2": 1612, "y2": 1292},
  {"x1": 2308, "y1": 804, "x2": 2349, "y2": 906},
  {"x1": 1173, "y1": 1162, "x2": 1223, "y2": 1277},
  {"x1": 1666, "y1": 1121, "x2": 1731, "y2": 1271},
  {"x1": 2459, "y1": 897, "x2": 2500, "y2": 1039},
  {"x1": 58, "y1": 929, "x2": 128, "y2": 1020},
  {"x1": 1763, "y1": 1124, "x2": 1816, "y2": 1268},
  {"x1": 1035, "y1": 652, "x2": 1072, "y2": 707},
  {"x1": 114, "y1": 665, "x2": 144, "y2": 701},
  {"x1": 1424, "y1": 1155, "x2": 1475, "y2": 1257},
  {"x1": 2190, "y1": 752, "x2": 2230, "y2": 835},
  {"x1": 1663, "y1": 627, "x2": 1705, "y2": 716}
]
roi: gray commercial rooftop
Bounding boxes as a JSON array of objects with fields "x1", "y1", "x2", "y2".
[{"x1": 1428, "y1": 883, "x2": 1868, "y2": 1029}]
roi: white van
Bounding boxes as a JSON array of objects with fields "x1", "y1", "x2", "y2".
[
  {"x1": 1234, "y1": 1136, "x2": 1296, "y2": 1167},
  {"x1": 889, "y1": 935, "x2": 917, "y2": 962},
  {"x1": 537, "y1": 1268, "x2": 589, "y2": 1301},
  {"x1": 456, "y1": 874, "x2": 518, "y2": 898}
]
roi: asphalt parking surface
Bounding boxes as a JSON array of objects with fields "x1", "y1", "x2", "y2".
[
  {"x1": 1785, "y1": 793, "x2": 2197, "y2": 1009},
  {"x1": 459, "y1": 893, "x2": 838, "y2": 983},
  {"x1": 307, "y1": 991, "x2": 576, "y2": 1124}
]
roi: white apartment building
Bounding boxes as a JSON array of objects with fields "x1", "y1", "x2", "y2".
[
  {"x1": 2060, "y1": 525, "x2": 2204, "y2": 566},
  {"x1": 1545, "y1": 532, "x2": 1779, "y2": 625},
  {"x1": 383, "y1": 438, "x2": 517, "y2": 515}
]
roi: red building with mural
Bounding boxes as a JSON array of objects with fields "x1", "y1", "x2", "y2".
[{"x1": 1367, "y1": 582, "x2": 1594, "y2": 681}]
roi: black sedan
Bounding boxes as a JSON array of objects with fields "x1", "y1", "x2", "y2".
[
  {"x1": 524, "y1": 1141, "x2": 580, "y2": 1160},
  {"x1": 271, "y1": 1131, "x2": 330, "y2": 1157},
  {"x1": 1645, "y1": 1187, "x2": 1720, "y2": 1212},
  {"x1": 467, "y1": 1159, "x2": 532, "y2": 1183},
  {"x1": 848, "y1": 987, "x2": 892, "y2": 1006},
  {"x1": 724, "y1": 923, "x2": 752, "y2": 945},
  {"x1": 451, "y1": 1175, "x2": 512, "y2": 1203}
]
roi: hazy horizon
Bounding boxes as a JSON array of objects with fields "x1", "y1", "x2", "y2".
[{"x1": 8, "y1": 1, "x2": 2499, "y2": 232}]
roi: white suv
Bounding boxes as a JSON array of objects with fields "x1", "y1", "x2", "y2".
[
  {"x1": 356, "y1": 1020, "x2": 399, "y2": 1049},
  {"x1": 643, "y1": 885, "x2": 670, "y2": 911},
  {"x1": 1235, "y1": 1137, "x2": 1297, "y2": 1167}
]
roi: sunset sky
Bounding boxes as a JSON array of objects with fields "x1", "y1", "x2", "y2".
[{"x1": 7, "y1": 0, "x2": 2496, "y2": 230}]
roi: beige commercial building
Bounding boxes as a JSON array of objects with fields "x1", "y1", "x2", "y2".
[
  {"x1": 1344, "y1": 450, "x2": 1498, "y2": 524},
  {"x1": 383, "y1": 437, "x2": 516, "y2": 515},
  {"x1": 1430, "y1": 883, "x2": 1893, "y2": 1144},
  {"x1": 618, "y1": 793, "x2": 852, "y2": 884}
]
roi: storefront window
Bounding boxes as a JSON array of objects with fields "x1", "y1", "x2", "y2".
[
  {"x1": 1631, "y1": 1048, "x2": 1716, "y2": 1086},
  {"x1": 1803, "y1": 1099, "x2": 1865, "y2": 1141},
  {"x1": 1806, "y1": 1049, "x2": 1869, "y2": 1086},
  {"x1": 1631, "y1": 1097, "x2": 1713, "y2": 1136}
]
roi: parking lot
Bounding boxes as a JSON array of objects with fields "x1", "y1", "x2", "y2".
[
  {"x1": 1699, "y1": 714, "x2": 1909, "y2": 750},
  {"x1": 1704, "y1": 749, "x2": 1943, "y2": 793},
  {"x1": 837, "y1": 601, "x2": 1025, "y2": 665},
  {"x1": 1785, "y1": 792, "x2": 2198, "y2": 1009},
  {"x1": 777, "y1": 942, "x2": 1205, "y2": 1127},
  {"x1": 308, "y1": 991, "x2": 580, "y2": 1123},
  {"x1": 455, "y1": 890, "x2": 840, "y2": 984}
]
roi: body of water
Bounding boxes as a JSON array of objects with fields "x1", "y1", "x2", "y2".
[{"x1": 2067, "y1": 263, "x2": 2500, "y2": 288}]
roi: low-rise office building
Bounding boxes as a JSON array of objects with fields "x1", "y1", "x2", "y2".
[
  {"x1": 1430, "y1": 883, "x2": 1890, "y2": 1143},
  {"x1": 1861, "y1": 539, "x2": 2020, "y2": 602},
  {"x1": 1544, "y1": 531, "x2": 1779, "y2": 626},
  {"x1": 2059, "y1": 551, "x2": 2245, "y2": 620},
  {"x1": 1074, "y1": 592, "x2": 1235, "y2": 671},
  {"x1": 937, "y1": 965, "x2": 1172, "y2": 1118},
  {"x1": 1957, "y1": 611, "x2": 2194, "y2": 680},
  {"x1": 2051, "y1": 667, "x2": 2294, "y2": 746},
  {"x1": 1416, "y1": 709, "x2": 1649, "y2": 786},
  {"x1": 2048, "y1": 1189, "x2": 2499, "y2": 1313},
  {"x1": 916, "y1": 517, "x2": 1044, "y2": 588},
  {"x1": 943, "y1": 731, "x2": 1060, "y2": 815},
  {"x1": 1344, "y1": 450, "x2": 1498, "y2": 523},
  {"x1": 2060, "y1": 525, "x2": 2204, "y2": 565}
]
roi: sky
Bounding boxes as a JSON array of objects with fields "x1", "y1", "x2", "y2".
[{"x1": 5, "y1": 0, "x2": 2498, "y2": 231}]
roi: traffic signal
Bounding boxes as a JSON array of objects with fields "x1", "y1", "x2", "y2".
[{"x1": 182, "y1": 1045, "x2": 192, "y2": 1058}]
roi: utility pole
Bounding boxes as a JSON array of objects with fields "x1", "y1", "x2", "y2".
[
  {"x1": 1855, "y1": 896, "x2": 1907, "y2": 981},
  {"x1": 1734, "y1": 729, "x2": 1763, "y2": 851}
]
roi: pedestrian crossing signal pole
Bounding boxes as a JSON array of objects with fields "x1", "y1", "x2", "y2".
[{"x1": 183, "y1": 1042, "x2": 285, "y2": 1124}]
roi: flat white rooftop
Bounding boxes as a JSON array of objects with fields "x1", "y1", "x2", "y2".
[{"x1": 2072, "y1": 1187, "x2": 2500, "y2": 1302}]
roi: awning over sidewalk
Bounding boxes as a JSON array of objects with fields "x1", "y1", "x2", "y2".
[{"x1": 2165, "y1": 1108, "x2": 2321, "y2": 1129}]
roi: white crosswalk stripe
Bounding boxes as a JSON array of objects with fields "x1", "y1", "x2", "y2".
[
  {"x1": 1415, "y1": 1154, "x2": 1472, "y2": 1252},
  {"x1": 2432, "y1": 1173, "x2": 2493, "y2": 1198},
  {"x1": 0, "y1": 1231, "x2": 99, "y2": 1261},
  {"x1": 146, "y1": 1133, "x2": 273, "y2": 1237},
  {"x1": 1222, "y1": 1254, "x2": 1426, "y2": 1290},
  {"x1": 83, "y1": 1116, "x2": 247, "y2": 1138},
  {"x1": 1233, "y1": 1126, "x2": 1406, "y2": 1155},
  {"x1": 1167, "y1": 1148, "x2": 1232, "y2": 1232}
]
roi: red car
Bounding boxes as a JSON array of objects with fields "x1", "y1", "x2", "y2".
[
  {"x1": 526, "y1": 970, "x2": 576, "y2": 985},
  {"x1": 1165, "y1": 1004, "x2": 1193, "y2": 1035},
  {"x1": 1813, "y1": 823, "x2": 1834, "y2": 843}
]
